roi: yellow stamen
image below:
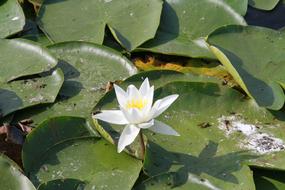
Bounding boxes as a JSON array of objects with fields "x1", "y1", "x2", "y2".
[{"x1": 127, "y1": 98, "x2": 148, "y2": 110}]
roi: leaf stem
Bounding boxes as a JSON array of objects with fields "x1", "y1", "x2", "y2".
[{"x1": 139, "y1": 130, "x2": 145, "y2": 159}]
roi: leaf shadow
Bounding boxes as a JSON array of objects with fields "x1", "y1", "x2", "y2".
[
  {"x1": 213, "y1": 45, "x2": 280, "y2": 109},
  {"x1": 0, "y1": 89, "x2": 22, "y2": 117},
  {"x1": 144, "y1": 141, "x2": 259, "y2": 187},
  {"x1": 141, "y1": 1, "x2": 179, "y2": 47}
]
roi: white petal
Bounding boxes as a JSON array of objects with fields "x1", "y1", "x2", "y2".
[
  {"x1": 150, "y1": 94, "x2": 179, "y2": 119},
  {"x1": 93, "y1": 110, "x2": 128, "y2": 125},
  {"x1": 117, "y1": 125, "x2": 140, "y2": 153},
  {"x1": 149, "y1": 120, "x2": 180, "y2": 136},
  {"x1": 127, "y1": 85, "x2": 141, "y2": 99},
  {"x1": 138, "y1": 119, "x2": 154, "y2": 129},
  {"x1": 121, "y1": 107, "x2": 143, "y2": 124},
  {"x1": 142, "y1": 86, "x2": 154, "y2": 114},
  {"x1": 114, "y1": 84, "x2": 127, "y2": 108},
  {"x1": 139, "y1": 77, "x2": 150, "y2": 97}
]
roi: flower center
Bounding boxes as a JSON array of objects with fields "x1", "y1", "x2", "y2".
[{"x1": 126, "y1": 98, "x2": 148, "y2": 110}]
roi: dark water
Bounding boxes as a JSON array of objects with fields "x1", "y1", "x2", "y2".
[{"x1": 245, "y1": 2, "x2": 285, "y2": 30}]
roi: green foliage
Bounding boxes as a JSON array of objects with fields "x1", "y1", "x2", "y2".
[{"x1": 1, "y1": 0, "x2": 285, "y2": 189}]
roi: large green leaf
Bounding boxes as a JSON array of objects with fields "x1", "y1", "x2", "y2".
[
  {"x1": 0, "y1": 155, "x2": 36, "y2": 190},
  {"x1": 223, "y1": 0, "x2": 248, "y2": 16},
  {"x1": 0, "y1": 69, "x2": 64, "y2": 117},
  {"x1": 0, "y1": 39, "x2": 58, "y2": 83},
  {"x1": 37, "y1": 179, "x2": 86, "y2": 190},
  {"x1": 138, "y1": 0, "x2": 246, "y2": 59},
  {"x1": 0, "y1": 0, "x2": 25, "y2": 38},
  {"x1": 135, "y1": 172, "x2": 213, "y2": 190},
  {"x1": 249, "y1": 0, "x2": 280, "y2": 11},
  {"x1": 37, "y1": 0, "x2": 163, "y2": 51},
  {"x1": 22, "y1": 116, "x2": 94, "y2": 173},
  {"x1": 207, "y1": 25, "x2": 285, "y2": 110},
  {"x1": 28, "y1": 137, "x2": 142, "y2": 189},
  {"x1": 94, "y1": 79, "x2": 285, "y2": 189},
  {"x1": 12, "y1": 42, "x2": 137, "y2": 126}
]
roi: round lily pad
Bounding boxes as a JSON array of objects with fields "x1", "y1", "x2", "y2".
[
  {"x1": 12, "y1": 42, "x2": 137, "y2": 126},
  {"x1": 28, "y1": 137, "x2": 142, "y2": 189},
  {"x1": 207, "y1": 25, "x2": 285, "y2": 110},
  {"x1": 0, "y1": 0, "x2": 25, "y2": 38},
  {"x1": 0, "y1": 39, "x2": 58, "y2": 83},
  {"x1": 0, "y1": 155, "x2": 36, "y2": 190},
  {"x1": 37, "y1": 0, "x2": 163, "y2": 50},
  {"x1": 138, "y1": 0, "x2": 246, "y2": 58}
]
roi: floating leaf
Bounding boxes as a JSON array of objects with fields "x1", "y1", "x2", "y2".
[
  {"x1": 0, "y1": 155, "x2": 36, "y2": 190},
  {"x1": 0, "y1": 39, "x2": 57, "y2": 83},
  {"x1": 0, "y1": 0, "x2": 25, "y2": 38},
  {"x1": 135, "y1": 172, "x2": 213, "y2": 190},
  {"x1": 22, "y1": 116, "x2": 94, "y2": 173},
  {"x1": 0, "y1": 69, "x2": 64, "y2": 117},
  {"x1": 207, "y1": 25, "x2": 285, "y2": 110},
  {"x1": 223, "y1": 0, "x2": 248, "y2": 16},
  {"x1": 12, "y1": 42, "x2": 137, "y2": 126},
  {"x1": 37, "y1": 0, "x2": 163, "y2": 50},
  {"x1": 28, "y1": 137, "x2": 142, "y2": 189},
  {"x1": 249, "y1": 0, "x2": 280, "y2": 11},
  {"x1": 138, "y1": 0, "x2": 246, "y2": 58},
  {"x1": 37, "y1": 179, "x2": 86, "y2": 190}
]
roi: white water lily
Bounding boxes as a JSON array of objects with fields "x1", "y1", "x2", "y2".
[{"x1": 93, "y1": 78, "x2": 180, "y2": 153}]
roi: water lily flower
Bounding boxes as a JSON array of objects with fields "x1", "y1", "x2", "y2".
[{"x1": 93, "y1": 78, "x2": 180, "y2": 153}]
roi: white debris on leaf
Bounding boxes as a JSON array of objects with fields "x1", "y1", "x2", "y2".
[{"x1": 218, "y1": 115, "x2": 285, "y2": 154}]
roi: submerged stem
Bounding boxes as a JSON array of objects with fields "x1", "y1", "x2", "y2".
[{"x1": 139, "y1": 130, "x2": 145, "y2": 159}]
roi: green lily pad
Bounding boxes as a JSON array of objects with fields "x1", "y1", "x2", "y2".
[
  {"x1": 138, "y1": 0, "x2": 246, "y2": 59},
  {"x1": 94, "y1": 80, "x2": 285, "y2": 189},
  {"x1": 22, "y1": 116, "x2": 94, "y2": 173},
  {"x1": 207, "y1": 25, "x2": 285, "y2": 110},
  {"x1": 0, "y1": 68, "x2": 64, "y2": 117},
  {"x1": 249, "y1": 0, "x2": 280, "y2": 11},
  {"x1": 28, "y1": 137, "x2": 142, "y2": 189},
  {"x1": 0, "y1": 155, "x2": 36, "y2": 190},
  {"x1": 12, "y1": 42, "x2": 137, "y2": 126},
  {"x1": 223, "y1": 0, "x2": 248, "y2": 16},
  {"x1": 37, "y1": 179, "x2": 86, "y2": 190},
  {"x1": 0, "y1": 39, "x2": 58, "y2": 83},
  {"x1": 37, "y1": 0, "x2": 163, "y2": 51},
  {"x1": 135, "y1": 172, "x2": 214, "y2": 190},
  {"x1": 0, "y1": 0, "x2": 25, "y2": 38}
]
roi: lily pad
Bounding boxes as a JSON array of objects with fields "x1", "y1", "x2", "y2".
[
  {"x1": 94, "y1": 80, "x2": 285, "y2": 189},
  {"x1": 0, "y1": 0, "x2": 25, "y2": 38},
  {"x1": 22, "y1": 116, "x2": 94, "y2": 173},
  {"x1": 0, "y1": 155, "x2": 36, "y2": 190},
  {"x1": 12, "y1": 42, "x2": 137, "y2": 126},
  {"x1": 0, "y1": 69, "x2": 64, "y2": 117},
  {"x1": 138, "y1": 0, "x2": 246, "y2": 59},
  {"x1": 249, "y1": 0, "x2": 280, "y2": 11},
  {"x1": 28, "y1": 137, "x2": 142, "y2": 189},
  {"x1": 207, "y1": 25, "x2": 285, "y2": 110},
  {"x1": 37, "y1": 0, "x2": 163, "y2": 51},
  {"x1": 37, "y1": 179, "x2": 87, "y2": 190},
  {"x1": 135, "y1": 172, "x2": 214, "y2": 190},
  {"x1": 223, "y1": 0, "x2": 248, "y2": 16},
  {"x1": 0, "y1": 39, "x2": 58, "y2": 83}
]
